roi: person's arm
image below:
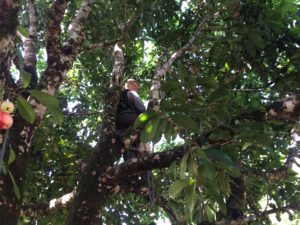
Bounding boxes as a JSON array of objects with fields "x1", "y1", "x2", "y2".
[{"x1": 127, "y1": 91, "x2": 146, "y2": 113}]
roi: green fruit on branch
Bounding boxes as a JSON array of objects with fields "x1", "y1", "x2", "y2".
[{"x1": 0, "y1": 101, "x2": 14, "y2": 114}]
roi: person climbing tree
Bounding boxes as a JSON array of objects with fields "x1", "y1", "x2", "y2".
[
  {"x1": 116, "y1": 78, "x2": 151, "y2": 158},
  {"x1": 116, "y1": 78, "x2": 146, "y2": 132},
  {"x1": 116, "y1": 79, "x2": 153, "y2": 196}
]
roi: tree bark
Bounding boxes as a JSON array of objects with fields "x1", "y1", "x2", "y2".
[
  {"x1": 0, "y1": 1, "x2": 20, "y2": 225},
  {"x1": 66, "y1": 43, "x2": 124, "y2": 225}
]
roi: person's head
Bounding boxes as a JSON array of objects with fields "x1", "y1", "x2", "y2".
[{"x1": 125, "y1": 78, "x2": 139, "y2": 92}]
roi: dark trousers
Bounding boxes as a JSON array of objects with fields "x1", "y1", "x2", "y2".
[
  {"x1": 116, "y1": 111, "x2": 139, "y2": 131},
  {"x1": 116, "y1": 111, "x2": 151, "y2": 188}
]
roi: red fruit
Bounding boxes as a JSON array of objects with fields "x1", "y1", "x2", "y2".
[{"x1": 0, "y1": 111, "x2": 13, "y2": 129}]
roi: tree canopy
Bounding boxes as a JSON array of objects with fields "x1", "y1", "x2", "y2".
[{"x1": 0, "y1": 0, "x2": 300, "y2": 225}]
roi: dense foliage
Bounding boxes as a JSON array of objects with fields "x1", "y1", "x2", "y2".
[{"x1": 0, "y1": 0, "x2": 300, "y2": 225}]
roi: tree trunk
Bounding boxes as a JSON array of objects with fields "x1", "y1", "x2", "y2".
[
  {"x1": 65, "y1": 154, "x2": 110, "y2": 225},
  {"x1": 0, "y1": 2, "x2": 22, "y2": 225},
  {"x1": 0, "y1": 114, "x2": 37, "y2": 225},
  {"x1": 66, "y1": 44, "x2": 124, "y2": 225},
  {"x1": 226, "y1": 177, "x2": 245, "y2": 220}
]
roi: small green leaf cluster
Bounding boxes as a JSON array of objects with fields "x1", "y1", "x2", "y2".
[{"x1": 16, "y1": 90, "x2": 63, "y2": 125}]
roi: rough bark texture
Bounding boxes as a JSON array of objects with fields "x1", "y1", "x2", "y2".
[
  {"x1": 102, "y1": 146, "x2": 186, "y2": 187},
  {"x1": 0, "y1": 1, "x2": 94, "y2": 224},
  {"x1": 23, "y1": 0, "x2": 39, "y2": 88},
  {"x1": 0, "y1": 0, "x2": 18, "y2": 97},
  {"x1": 266, "y1": 95, "x2": 300, "y2": 121},
  {"x1": 149, "y1": 15, "x2": 210, "y2": 110},
  {"x1": 0, "y1": 1, "x2": 20, "y2": 224},
  {"x1": 65, "y1": 43, "x2": 124, "y2": 225}
]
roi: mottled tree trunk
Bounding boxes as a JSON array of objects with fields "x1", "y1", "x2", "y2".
[
  {"x1": 226, "y1": 177, "x2": 245, "y2": 220},
  {"x1": 66, "y1": 44, "x2": 124, "y2": 225},
  {"x1": 0, "y1": 1, "x2": 22, "y2": 225},
  {"x1": 65, "y1": 154, "x2": 111, "y2": 225}
]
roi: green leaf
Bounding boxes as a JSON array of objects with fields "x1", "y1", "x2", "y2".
[
  {"x1": 8, "y1": 149, "x2": 16, "y2": 165},
  {"x1": 17, "y1": 26, "x2": 29, "y2": 38},
  {"x1": 168, "y1": 179, "x2": 188, "y2": 198},
  {"x1": 206, "y1": 149, "x2": 241, "y2": 177},
  {"x1": 249, "y1": 33, "x2": 265, "y2": 49},
  {"x1": 215, "y1": 105, "x2": 232, "y2": 122},
  {"x1": 224, "y1": 62, "x2": 230, "y2": 71},
  {"x1": 279, "y1": 1, "x2": 297, "y2": 15},
  {"x1": 8, "y1": 170, "x2": 21, "y2": 199},
  {"x1": 22, "y1": 71, "x2": 32, "y2": 88},
  {"x1": 134, "y1": 110, "x2": 158, "y2": 128},
  {"x1": 185, "y1": 184, "x2": 197, "y2": 214},
  {"x1": 246, "y1": 43, "x2": 256, "y2": 57},
  {"x1": 173, "y1": 89, "x2": 186, "y2": 104},
  {"x1": 17, "y1": 96, "x2": 36, "y2": 124},
  {"x1": 188, "y1": 157, "x2": 198, "y2": 177},
  {"x1": 140, "y1": 117, "x2": 161, "y2": 143},
  {"x1": 168, "y1": 161, "x2": 177, "y2": 179},
  {"x1": 179, "y1": 153, "x2": 188, "y2": 179},
  {"x1": 76, "y1": 0, "x2": 84, "y2": 8},
  {"x1": 205, "y1": 180, "x2": 226, "y2": 213},
  {"x1": 171, "y1": 114, "x2": 198, "y2": 132},
  {"x1": 160, "y1": 99, "x2": 174, "y2": 111},
  {"x1": 276, "y1": 213, "x2": 281, "y2": 222},
  {"x1": 160, "y1": 80, "x2": 181, "y2": 93},
  {"x1": 29, "y1": 90, "x2": 63, "y2": 125},
  {"x1": 204, "y1": 205, "x2": 215, "y2": 222},
  {"x1": 183, "y1": 74, "x2": 196, "y2": 89},
  {"x1": 152, "y1": 118, "x2": 167, "y2": 144},
  {"x1": 206, "y1": 149, "x2": 233, "y2": 166},
  {"x1": 196, "y1": 77, "x2": 218, "y2": 88},
  {"x1": 195, "y1": 148, "x2": 208, "y2": 160},
  {"x1": 288, "y1": 211, "x2": 294, "y2": 221},
  {"x1": 0, "y1": 162, "x2": 7, "y2": 174},
  {"x1": 203, "y1": 163, "x2": 216, "y2": 180},
  {"x1": 164, "y1": 121, "x2": 175, "y2": 142},
  {"x1": 207, "y1": 87, "x2": 229, "y2": 104},
  {"x1": 209, "y1": 130, "x2": 231, "y2": 141}
]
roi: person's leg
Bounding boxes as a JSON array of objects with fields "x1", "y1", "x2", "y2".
[
  {"x1": 116, "y1": 112, "x2": 138, "y2": 129},
  {"x1": 116, "y1": 112, "x2": 140, "y2": 160}
]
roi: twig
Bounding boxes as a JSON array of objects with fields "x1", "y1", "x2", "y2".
[
  {"x1": 78, "y1": 37, "x2": 124, "y2": 53},
  {"x1": 21, "y1": 190, "x2": 75, "y2": 218}
]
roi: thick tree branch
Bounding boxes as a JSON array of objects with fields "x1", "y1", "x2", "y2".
[
  {"x1": 101, "y1": 146, "x2": 185, "y2": 186},
  {"x1": 154, "y1": 19, "x2": 208, "y2": 78},
  {"x1": 240, "y1": 95, "x2": 300, "y2": 124},
  {"x1": 247, "y1": 202, "x2": 300, "y2": 222},
  {"x1": 0, "y1": 0, "x2": 18, "y2": 96},
  {"x1": 199, "y1": 202, "x2": 300, "y2": 225},
  {"x1": 21, "y1": 190, "x2": 75, "y2": 218},
  {"x1": 23, "y1": 0, "x2": 38, "y2": 87},
  {"x1": 65, "y1": 43, "x2": 124, "y2": 225},
  {"x1": 96, "y1": 42, "x2": 124, "y2": 144},
  {"x1": 24, "y1": 0, "x2": 38, "y2": 65},
  {"x1": 42, "y1": 0, "x2": 95, "y2": 94},
  {"x1": 42, "y1": 0, "x2": 68, "y2": 94},
  {"x1": 266, "y1": 95, "x2": 300, "y2": 122},
  {"x1": 149, "y1": 15, "x2": 211, "y2": 109},
  {"x1": 63, "y1": 0, "x2": 95, "y2": 54}
]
